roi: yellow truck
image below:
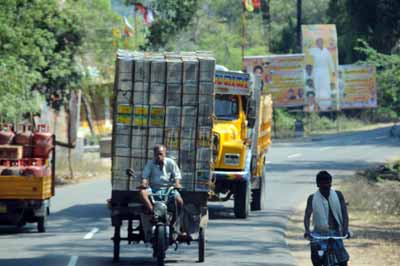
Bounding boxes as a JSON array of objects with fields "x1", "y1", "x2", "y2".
[
  {"x1": 0, "y1": 139, "x2": 55, "y2": 232},
  {"x1": 210, "y1": 69, "x2": 272, "y2": 218}
]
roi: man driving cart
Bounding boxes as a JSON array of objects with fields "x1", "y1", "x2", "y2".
[{"x1": 139, "y1": 144, "x2": 184, "y2": 228}]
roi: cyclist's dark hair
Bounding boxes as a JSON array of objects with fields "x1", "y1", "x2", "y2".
[
  {"x1": 316, "y1": 170, "x2": 332, "y2": 185},
  {"x1": 153, "y1": 144, "x2": 166, "y2": 154}
]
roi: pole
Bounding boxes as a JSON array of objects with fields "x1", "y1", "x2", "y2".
[
  {"x1": 134, "y1": 6, "x2": 138, "y2": 48},
  {"x1": 242, "y1": 4, "x2": 246, "y2": 70},
  {"x1": 297, "y1": 0, "x2": 302, "y2": 51}
]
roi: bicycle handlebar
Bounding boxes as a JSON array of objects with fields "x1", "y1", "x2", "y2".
[{"x1": 310, "y1": 233, "x2": 349, "y2": 240}]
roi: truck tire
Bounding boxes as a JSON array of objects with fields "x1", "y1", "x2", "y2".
[
  {"x1": 234, "y1": 181, "x2": 250, "y2": 218},
  {"x1": 37, "y1": 213, "x2": 47, "y2": 233},
  {"x1": 251, "y1": 172, "x2": 266, "y2": 211}
]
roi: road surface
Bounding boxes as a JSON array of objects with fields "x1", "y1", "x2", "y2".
[{"x1": 1, "y1": 126, "x2": 399, "y2": 266}]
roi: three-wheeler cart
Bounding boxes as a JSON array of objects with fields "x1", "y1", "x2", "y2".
[{"x1": 110, "y1": 189, "x2": 208, "y2": 264}]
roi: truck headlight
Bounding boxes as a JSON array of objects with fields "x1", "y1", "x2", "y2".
[{"x1": 224, "y1": 153, "x2": 240, "y2": 166}]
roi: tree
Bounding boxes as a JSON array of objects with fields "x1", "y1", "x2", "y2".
[
  {"x1": 0, "y1": 0, "x2": 83, "y2": 121},
  {"x1": 144, "y1": 0, "x2": 199, "y2": 50},
  {"x1": 356, "y1": 40, "x2": 400, "y2": 120},
  {"x1": 328, "y1": 0, "x2": 400, "y2": 63}
]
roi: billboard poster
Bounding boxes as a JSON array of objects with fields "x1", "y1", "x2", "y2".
[
  {"x1": 302, "y1": 24, "x2": 339, "y2": 112},
  {"x1": 243, "y1": 54, "x2": 305, "y2": 107},
  {"x1": 338, "y1": 65, "x2": 377, "y2": 109}
]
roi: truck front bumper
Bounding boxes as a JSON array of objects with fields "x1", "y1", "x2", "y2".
[
  {"x1": 212, "y1": 150, "x2": 252, "y2": 182},
  {"x1": 212, "y1": 170, "x2": 250, "y2": 182}
]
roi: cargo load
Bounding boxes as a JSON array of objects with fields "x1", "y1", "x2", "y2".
[{"x1": 111, "y1": 50, "x2": 215, "y2": 192}]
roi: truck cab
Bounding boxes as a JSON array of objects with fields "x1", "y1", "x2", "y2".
[{"x1": 211, "y1": 69, "x2": 272, "y2": 218}]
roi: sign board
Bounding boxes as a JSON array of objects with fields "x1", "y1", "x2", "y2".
[
  {"x1": 214, "y1": 71, "x2": 250, "y2": 95},
  {"x1": 243, "y1": 54, "x2": 305, "y2": 107}
]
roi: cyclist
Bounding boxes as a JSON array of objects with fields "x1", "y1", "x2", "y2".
[{"x1": 304, "y1": 171, "x2": 350, "y2": 266}]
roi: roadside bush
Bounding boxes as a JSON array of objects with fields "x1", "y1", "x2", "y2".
[
  {"x1": 273, "y1": 110, "x2": 370, "y2": 138},
  {"x1": 304, "y1": 113, "x2": 336, "y2": 133},
  {"x1": 272, "y1": 108, "x2": 296, "y2": 138},
  {"x1": 336, "y1": 115, "x2": 367, "y2": 131}
]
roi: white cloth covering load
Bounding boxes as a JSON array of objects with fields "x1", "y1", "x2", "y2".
[{"x1": 312, "y1": 189, "x2": 343, "y2": 233}]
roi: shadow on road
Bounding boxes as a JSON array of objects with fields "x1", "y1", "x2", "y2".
[{"x1": 0, "y1": 203, "x2": 109, "y2": 235}]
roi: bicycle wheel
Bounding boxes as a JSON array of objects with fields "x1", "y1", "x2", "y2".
[{"x1": 323, "y1": 251, "x2": 336, "y2": 266}]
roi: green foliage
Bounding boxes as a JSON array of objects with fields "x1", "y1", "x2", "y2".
[
  {"x1": 303, "y1": 112, "x2": 336, "y2": 133},
  {"x1": 272, "y1": 109, "x2": 296, "y2": 138},
  {"x1": 145, "y1": 0, "x2": 199, "y2": 50},
  {"x1": 356, "y1": 40, "x2": 400, "y2": 120},
  {"x1": 328, "y1": 0, "x2": 400, "y2": 63},
  {"x1": 0, "y1": 0, "x2": 83, "y2": 121}
]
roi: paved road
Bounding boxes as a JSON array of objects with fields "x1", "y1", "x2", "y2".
[{"x1": 1, "y1": 126, "x2": 399, "y2": 266}]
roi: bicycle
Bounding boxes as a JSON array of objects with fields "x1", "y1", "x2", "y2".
[{"x1": 308, "y1": 233, "x2": 349, "y2": 266}]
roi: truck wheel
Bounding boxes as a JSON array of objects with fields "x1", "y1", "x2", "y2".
[
  {"x1": 234, "y1": 181, "x2": 250, "y2": 218},
  {"x1": 113, "y1": 225, "x2": 121, "y2": 262},
  {"x1": 198, "y1": 227, "x2": 205, "y2": 262},
  {"x1": 155, "y1": 225, "x2": 167, "y2": 266},
  {"x1": 37, "y1": 213, "x2": 47, "y2": 233},
  {"x1": 251, "y1": 172, "x2": 266, "y2": 211}
]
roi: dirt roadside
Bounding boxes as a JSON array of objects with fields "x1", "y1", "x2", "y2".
[{"x1": 286, "y1": 188, "x2": 400, "y2": 266}]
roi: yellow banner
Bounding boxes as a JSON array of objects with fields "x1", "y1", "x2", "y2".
[
  {"x1": 339, "y1": 65, "x2": 377, "y2": 109},
  {"x1": 243, "y1": 54, "x2": 305, "y2": 107}
]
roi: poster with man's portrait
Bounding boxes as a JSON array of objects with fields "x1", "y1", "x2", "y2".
[
  {"x1": 243, "y1": 54, "x2": 305, "y2": 107},
  {"x1": 302, "y1": 24, "x2": 339, "y2": 112}
]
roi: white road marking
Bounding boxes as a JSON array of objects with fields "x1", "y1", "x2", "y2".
[
  {"x1": 288, "y1": 153, "x2": 302, "y2": 159},
  {"x1": 375, "y1": 135, "x2": 388, "y2": 140},
  {"x1": 67, "y1": 256, "x2": 79, "y2": 266},
  {"x1": 83, "y1": 228, "x2": 99, "y2": 239},
  {"x1": 265, "y1": 160, "x2": 272, "y2": 164},
  {"x1": 319, "y1": 147, "x2": 332, "y2": 151}
]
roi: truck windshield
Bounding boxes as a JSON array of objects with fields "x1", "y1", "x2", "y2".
[{"x1": 215, "y1": 95, "x2": 239, "y2": 120}]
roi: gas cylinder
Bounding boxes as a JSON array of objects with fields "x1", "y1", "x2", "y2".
[
  {"x1": 0, "y1": 124, "x2": 15, "y2": 145},
  {"x1": 33, "y1": 124, "x2": 53, "y2": 158},
  {"x1": 15, "y1": 124, "x2": 33, "y2": 158},
  {"x1": 0, "y1": 161, "x2": 22, "y2": 176},
  {"x1": 23, "y1": 165, "x2": 45, "y2": 177}
]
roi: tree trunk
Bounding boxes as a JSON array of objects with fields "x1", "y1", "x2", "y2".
[{"x1": 81, "y1": 94, "x2": 95, "y2": 136}]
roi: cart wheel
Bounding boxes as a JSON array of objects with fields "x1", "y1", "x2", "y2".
[
  {"x1": 113, "y1": 225, "x2": 121, "y2": 262},
  {"x1": 198, "y1": 227, "x2": 205, "y2": 262},
  {"x1": 155, "y1": 225, "x2": 166, "y2": 266},
  {"x1": 37, "y1": 214, "x2": 47, "y2": 233}
]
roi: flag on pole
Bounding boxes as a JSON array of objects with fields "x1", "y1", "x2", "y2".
[
  {"x1": 243, "y1": 0, "x2": 254, "y2": 12},
  {"x1": 252, "y1": 0, "x2": 261, "y2": 9},
  {"x1": 134, "y1": 3, "x2": 155, "y2": 26}
]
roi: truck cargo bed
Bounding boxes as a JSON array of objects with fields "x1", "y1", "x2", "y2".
[{"x1": 0, "y1": 175, "x2": 53, "y2": 200}]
